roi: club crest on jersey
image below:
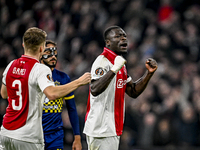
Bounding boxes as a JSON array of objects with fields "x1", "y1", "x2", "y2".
[
  {"x1": 95, "y1": 67, "x2": 104, "y2": 76},
  {"x1": 54, "y1": 81, "x2": 60, "y2": 86},
  {"x1": 47, "y1": 74, "x2": 53, "y2": 81}
]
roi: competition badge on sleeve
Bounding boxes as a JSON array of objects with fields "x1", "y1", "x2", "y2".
[{"x1": 95, "y1": 67, "x2": 104, "y2": 76}]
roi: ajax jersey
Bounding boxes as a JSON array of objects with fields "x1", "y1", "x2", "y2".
[
  {"x1": 84, "y1": 48, "x2": 128, "y2": 137},
  {"x1": 1, "y1": 55, "x2": 55, "y2": 144}
]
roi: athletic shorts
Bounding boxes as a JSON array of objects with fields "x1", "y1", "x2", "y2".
[
  {"x1": 0, "y1": 135, "x2": 44, "y2": 150},
  {"x1": 86, "y1": 135, "x2": 120, "y2": 150},
  {"x1": 44, "y1": 129, "x2": 64, "y2": 150}
]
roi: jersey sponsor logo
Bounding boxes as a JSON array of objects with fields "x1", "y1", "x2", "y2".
[
  {"x1": 95, "y1": 67, "x2": 104, "y2": 76},
  {"x1": 43, "y1": 96, "x2": 63, "y2": 113},
  {"x1": 117, "y1": 79, "x2": 126, "y2": 88},
  {"x1": 43, "y1": 105, "x2": 58, "y2": 109},
  {"x1": 12, "y1": 67, "x2": 26, "y2": 75}
]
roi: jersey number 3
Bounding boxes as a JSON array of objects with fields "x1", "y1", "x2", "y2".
[{"x1": 12, "y1": 80, "x2": 22, "y2": 110}]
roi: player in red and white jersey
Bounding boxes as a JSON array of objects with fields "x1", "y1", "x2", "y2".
[
  {"x1": 83, "y1": 26, "x2": 158, "y2": 150},
  {"x1": 1, "y1": 55, "x2": 55, "y2": 144},
  {"x1": 0, "y1": 27, "x2": 91, "y2": 150}
]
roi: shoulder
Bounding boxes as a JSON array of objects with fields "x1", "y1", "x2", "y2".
[
  {"x1": 91, "y1": 54, "x2": 111, "y2": 71},
  {"x1": 6, "y1": 60, "x2": 15, "y2": 69},
  {"x1": 53, "y1": 69, "x2": 69, "y2": 77},
  {"x1": 94, "y1": 55, "x2": 106, "y2": 61},
  {"x1": 35, "y1": 63, "x2": 51, "y2": 71},
  {"x1": 2, "y1": 60, "x2": 15, "y2": 82},
  {"x1": 92, "y1": 55, "x2": 109, "y2": 66},
  {"x1": 32, "y1": 63, "x2": 52, "y2": 75},
  {"x1": 3, "y1": 60, "x2": 16, "y2": 75}
]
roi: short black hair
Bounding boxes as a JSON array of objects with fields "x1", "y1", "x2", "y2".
[
  {"x1": 103, "y1": 26, "x2": 121, "y2": 41},
  {"x1": 45, "y1": 40, "x2": 57, "y2": 47}
]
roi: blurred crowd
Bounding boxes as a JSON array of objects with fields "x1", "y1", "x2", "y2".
[{"x1": 1, "y1": 0, "x2": 200, "y2": 149}]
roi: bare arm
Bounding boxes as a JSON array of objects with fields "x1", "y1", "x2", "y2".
[
  {"x1": 91, "y1": 55, "x2": 126, "y2": 96},
  {"x1": 126, "y1": 58, "x2": 157, "y2": 98},
  {"x1": 1, "y1": 84, "x2": 7, "y2": 99},
  {"x1": 90, "y1": 71, "x2": 115, "y2": 96},
  {"x1": 43, "y1": 72, "x2": 91, "y2": 100}
]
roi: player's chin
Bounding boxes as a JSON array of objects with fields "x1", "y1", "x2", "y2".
[
  {"x1": 120, "y1": 49, "x2": 127, "y2": 54},
  {"x1": 120, "y1": 46, "x2": 127, "y2": 50}
]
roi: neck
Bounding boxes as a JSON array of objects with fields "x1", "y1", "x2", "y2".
[
  {"x1": 51, "y1": 67, "x2": 54, "y2": 71},
  {"x1": 24, "y1": 52, "x2": 40, "y2": 61}
]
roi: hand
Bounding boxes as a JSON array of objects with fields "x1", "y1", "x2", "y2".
[
  {"x1": 78, "y1": 72, "x2": 91, "y2": 85},
  {"x1": 111, "y1": 56, "x2": 126, "y2": 74},
  {"x1": 145, "y1": 58, "x2": 157, "y2": 73},
  {"x1": 72, "y1": 135, "x2": 82, "y2": 150}
]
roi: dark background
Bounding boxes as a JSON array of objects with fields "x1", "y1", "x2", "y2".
[{"x1": 1, "y1": 0, "x2": 200, "y2": 149}]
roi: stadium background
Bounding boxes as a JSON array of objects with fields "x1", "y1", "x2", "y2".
[{"x1": 1, "y1": 0, "x2": 200, "y2": 149}]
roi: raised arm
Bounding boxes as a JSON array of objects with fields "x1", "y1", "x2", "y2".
[
  {"x1": 91, "y1": 56, "x2": 126, "y2": 96},
  {"x1": 90, "y1": 71, "x2": 115, "y2": 96},
  {"x1": 43, "y1": 72, "x2": 91, "y2": 100},
  {"x1": 126, "y1": 58, "x2": 157, "y2": 98}
]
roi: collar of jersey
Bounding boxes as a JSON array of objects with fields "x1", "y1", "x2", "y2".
[
  {"x1": 101, "y1": 47, "x2": 117, "y2": 64},
  {"x1": 22, "y1": 55, "x2": 39, "y2": 62}
]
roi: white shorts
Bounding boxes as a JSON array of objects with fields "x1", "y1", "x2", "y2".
[
  {"x1": 0, "y1": 135, "x2": 44, "y2": 150},
  {"x1": 86, "y1": 135, "x2": 120, "y2": 150}
]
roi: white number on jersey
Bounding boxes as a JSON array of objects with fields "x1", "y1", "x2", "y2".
[{"x1": 12, "y1": 80, "x2": 22, "y2": 110}]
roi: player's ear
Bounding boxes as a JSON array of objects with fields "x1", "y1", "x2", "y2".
[
  {"x1": 39, "y1": 45, "x2": 44, "y2": 53},
  {"x1": 22, "y1": 43, "x2": 24, "y2": 48},
  {"x1": 105, "y1": 39, "x2": 110, "y2": 47}
]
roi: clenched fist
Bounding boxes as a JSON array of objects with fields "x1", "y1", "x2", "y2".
[{"x1": 145, "y1": 58, "x2": 157, "y2": 73}]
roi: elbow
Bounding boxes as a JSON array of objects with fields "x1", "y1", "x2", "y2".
[
  {"x1": 1, "y1": 95, "x2": 7, "y2": 99},
  {"x1": 1, "y1": 93, "x2": 7, "y2": 99},
  {"x1": 132, "y1": 95, "x2": 139, "y2": 99},
  {"x1": 46, "y1": 94, "x2": 58, "y2": 101},
  {"x1": 43, "y1": 86, "x2": 59, "y2": 100},
  {"x1": 90, "y1": 83, "x2": 105, "y2": 96},
  {"x1": 90, "y1": 89, "x2": 100, "y2": 97},
  {"x1": 90, "y1": 86, "x2": 102, "y2": 96},
  {"x1": 129, "y1": 92, "x2": 140, "y2": 99}
]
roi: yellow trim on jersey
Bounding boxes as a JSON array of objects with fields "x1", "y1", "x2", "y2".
[{"x1": 64, "y1": 95, "x2": 75, "y2": 100}]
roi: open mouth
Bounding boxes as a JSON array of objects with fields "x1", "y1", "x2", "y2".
[{"x1": 120, "y1": 43, "x2": 128, "y2": 49}]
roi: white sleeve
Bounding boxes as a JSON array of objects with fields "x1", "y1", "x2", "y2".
[
  {"x1": 91, "y1": 55, "x2": 110, "y2": 80},
  {"x1": 2, "y1": 60, "x2": 14, "y2": 85},
  {"x1": 126, "y1": 76, "x2": 132, "y2": 83},
  {"x1": 36, "y1": 64, "x2": 55, "y2": 92}
]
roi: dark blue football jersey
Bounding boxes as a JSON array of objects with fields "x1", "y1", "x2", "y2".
[{"x1": 42, "y1": 69, "x2": 75, "y2": 133}]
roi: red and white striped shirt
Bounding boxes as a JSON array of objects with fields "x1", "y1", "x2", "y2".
[
  {"x1": 84, "y1": 48, "x2": 130, "y2": 137},
  {"x1": 1, "y1": 55, "x2": 54, "y2": 144}
]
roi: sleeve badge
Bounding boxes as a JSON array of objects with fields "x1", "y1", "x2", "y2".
[
  {"x1": 47, "y1": 74, "x2": 53, "y2": 81},
  {"x1": 95, "y1": 67, "x2": 104, "y2": 76}
]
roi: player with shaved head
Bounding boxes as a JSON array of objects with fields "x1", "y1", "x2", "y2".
[{"x1": 83, "y1": 26, "x2": 157, "y2": 150}]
